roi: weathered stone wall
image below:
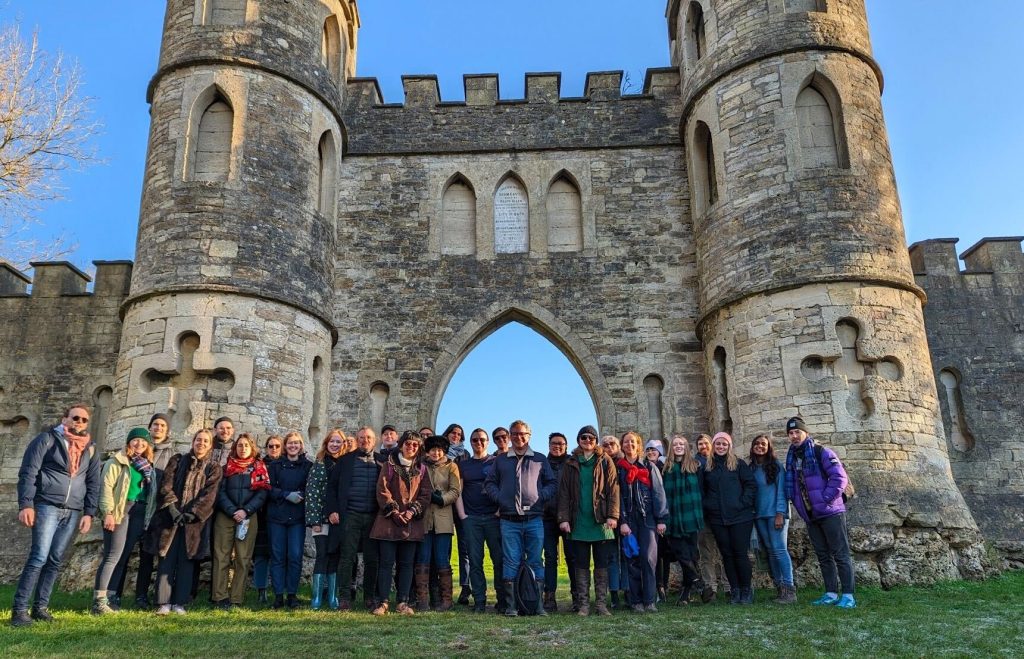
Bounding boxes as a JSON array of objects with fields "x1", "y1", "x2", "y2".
[
  {"x1": 911, "y1": 237, "x2": 1024, "y2": 566},
  {"x1": 0, "y1": 261, "x2": 131, "y2": 583}
]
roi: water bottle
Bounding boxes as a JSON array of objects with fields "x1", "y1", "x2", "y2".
[{"x1": 236, "y1": 517, "x2": 250, "y2": 540}]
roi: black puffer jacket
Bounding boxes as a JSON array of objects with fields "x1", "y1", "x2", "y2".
[
  {"x1": 701, "y1": 455, "x2": 757, "y2": 526},
  {"x1": 268, "y1": 456, "x2": 312, "y2": 525},
  {"x1": 217, "y1": 462, "x2": 269, "y2": 517}
]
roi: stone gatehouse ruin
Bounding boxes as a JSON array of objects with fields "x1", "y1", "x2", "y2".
[{"x1": 0, "y1": 0, "x2": 1021, "y2": 588}]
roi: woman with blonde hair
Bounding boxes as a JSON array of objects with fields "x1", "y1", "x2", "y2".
[
  {"x1": 92, "y1": 427, "x2": 158, "y2": 615},
  {"x1": 702, "y1": 432, "x2": 757, "y2": 604},
  {"x1": 616, "y1": 431, "x2": 668, "y2": 613},
  {"x1": 661, "y1": 434, "x2": 713, "y2": 605},
  {"x1": 267, "y1": 431, "x2": 312, "y2": 608},
  {"x1": 211, "y1": 432, "x2": 270, "y2": 609},
  {"x1": 305, "y1": 428, "x2": 347, "y2": 609}
]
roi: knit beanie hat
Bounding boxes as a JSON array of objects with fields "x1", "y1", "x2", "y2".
[
  {"x1": 576, "y1": 425, "x2": 599, "y2": 441},
  {"x1": 644, "y1": 440, "x2": 663, "y2": 455},
  {"x1": 126, "y1": 427, "x2": 151, "y2": 443},
  {"x1": 786, "y1": 416, "x2": 808, "y2": 433},
  {"x1": 213, "y1": 416, "x2": 234, "y2": 428},
  {"x1": 149, "y1": 413, "x2": 170, "y2": 427}
]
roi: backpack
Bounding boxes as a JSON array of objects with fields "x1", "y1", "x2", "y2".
[
  {"x1": 813, "y1": 444, "x2": 855, "y2": 503},
  {"x1": 514, "y1": 562, "x2": 541, "y2": 615}
]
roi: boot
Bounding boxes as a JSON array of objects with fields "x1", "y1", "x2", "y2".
[
  {"x1": 740, "y1": 587, "x2": 754, "y2": 605},
  {"x1": 326, "y1": 573, "x2": 340, "y2": 610},
  {"x1": 534, "y1": 581, "x2": 548, "y2": 617},
  {"x1": 257, "y1": 588, "x2": 268, "y2": 605},
  {"x1": 575, "y1": 569, "x2": 591, "y2": 616},
  {"x1": 543, "y1": 591, "x2": 557, "y2": 613},
  {"x1": 91, "y1": 594, "x2": 114, "y2": 616},
  {"x1": 593, "y1": 568, "x2": 611, "y2": 616},
  {"x1": 699, "y1": 581, "x2": 715, "y2": 604},
  {"x1": 310, "y1": 573, "x2": 324, "y2": 610},
  {"x1": 610, "y1": 589, "x2": 620, "y2": 610},
  {"x1": 678, "y1": 582, "x2": 692, "y2": 606},
  {"x1": 437, "y1": 568, "x2": 454, "y2": 612},
  {"x1": 728, "y1": 587, "x2": 741, "y2": 605},
  {"x1": 776, "y1": 584, "x2": 797, "y2": 605},
  {"x1": 272, "y1": 594, "x2": 284, "y2": 609},
  {"x1": 414, "y1": 565, "x2": 431, "y2": 613},
  {"x1": 457, "y1": 584, "x2": 472, "y2": 606},
  {"x1": 429, "y1": 568, "x2": 440, "y2": 609},
  {"x1": 503, "y1": 580, "x2": 518, "y2": 617}
]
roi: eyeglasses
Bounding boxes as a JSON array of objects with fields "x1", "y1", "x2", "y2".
[
  {"x1": 71, "y1": 416, "x2": 89, "y2": 423},
  {"x1": 493, "y1": 434, "x2": 508, "y2": 441},
  {"x1": 470, "y1": 437, "x2": 488, "y2": 443},
  {"x1": 510, "y1": 432, "x2": 530, "y2": 437},
  {"x1": 267, "y1": 444, "x2": 282, "y2": 449},
  {"x1": 579, "y1": 434, "x2": 596, "y2": 441}
]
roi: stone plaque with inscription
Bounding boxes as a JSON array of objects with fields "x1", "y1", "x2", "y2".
[{"x1": 494, "y1": 178, "x2": 529, "y2": 253}]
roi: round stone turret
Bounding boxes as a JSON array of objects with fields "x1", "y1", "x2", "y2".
[{"x1": 670, "y1": 0, "x2": 985, "y2": 584}]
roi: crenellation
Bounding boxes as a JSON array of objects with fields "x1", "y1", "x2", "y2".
[
  {"x1": 401, "y1": 74, "x2": 441, "y2": 107},
  {"x1": 0, "y1": 261, "x2": 31, "y2": 296},
  {"x1": 28, "y1": 261, "x2": 90, "y2": 297},
  {"x1": 961, "y1": 236, "x2": 1024, "y2": 274},
  {"x1": 526, "y1": 72, "x2": 561, "y2": 103},
  {"x1": 92, "y1": 260, "x2": 134, "y2": 298},
  {"x1": 345, "y1": 76, "x2": 383, "y2": 106},
  {"x1": 583, "y1": 71, "x2": 623, "y2": 101}
]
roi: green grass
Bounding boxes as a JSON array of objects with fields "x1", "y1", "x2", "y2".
[{"x1": 2, "y1": 571, "x2": 1023, "y2": 658}]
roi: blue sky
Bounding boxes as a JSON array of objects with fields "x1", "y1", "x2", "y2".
[{"x1": 4, "y1": 1, "x2": 1022, "y2": 446}]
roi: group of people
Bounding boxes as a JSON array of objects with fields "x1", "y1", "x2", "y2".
[{"x1": 10, "y1": 403, "x2": 857, "y2": 626}]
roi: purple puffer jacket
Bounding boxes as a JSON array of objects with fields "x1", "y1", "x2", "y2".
[{"x1": 785, "y1": 438, "x2": 848, "y2": 522}]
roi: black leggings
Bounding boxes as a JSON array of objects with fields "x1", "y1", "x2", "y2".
[
  {"x1": 571, "y1": 539, "x2": 614, "y2": 571},
  {"x1": 377, "y1": 540, "x2": 416, "y2": 603},
  {"x1": 666, "y1": 533, "x2": 701, "y2": 586},
  {"x1": 313, "y1": 534, "x2": 340, "y2": 574},
  {"x1": 708, "y1": 520, "x2": 754, "y2": 590}
]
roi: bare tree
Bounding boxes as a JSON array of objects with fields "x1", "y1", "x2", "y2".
[{"x1": 0, "y1": 24, "x2": 99, "y2": 270}]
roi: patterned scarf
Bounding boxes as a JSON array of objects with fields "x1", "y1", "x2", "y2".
[
  {"x1": 616, "y1": 458, "x2": 652, "y2": 488},
  {"x1": 663, "y1": 466, "x2": 703, "y2": 535},
  {"x1": 130, "y1": 454, "x2": 154, "y2": 486},
  {"x1": 64, "y1": 428, "x2": 92, "y2": 476},
  {"x1": 224, "y1": 456, "x2": 271, "y2": 491}
]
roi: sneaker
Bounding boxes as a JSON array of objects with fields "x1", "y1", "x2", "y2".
[
  {"x1": 836, "y1": 594, "x2": 857, "y2": 609},
  {"x1": 155, "y1": 605, "x2": 172, "y2": 616},
  {"x1": 812, "y1": 593, "x2": 840, "y2": 606},
  {"x1": 337, "y1": 598, "x2": 351, "y2": 611},
  {"x1": 645, "y1": 603, "x2": 658, "y2": 613},
  {"x1": 10, "y1": 610, "x2": 33, "y2": 627},
  {"x1": 171, "y1": 605, "x2": 187, "y2": 615},
  {"x1": 135, "y1": 596, "x2": 151, "y2": 609},
  {"x1": 30, "y1": 607, "x2": 54, "y2": 622},
  {"x1": 631, "y1": 603, "x2": 646, "y2": 613},
  {"x1": 371, "y1": 602, "x2": 389, "y2": 616},
  {"x1": 217, "y1": 600, "x2": 233, "y2": 611},
  {"x1": 92, "y1": 596, "x2": 115, "y2": 616},
  {"x1": 108, "y1": 595, "x2": 121, "y2": 611},
  {"x1": 396, "y1": 602, "x2": 415, "y2": 616}
]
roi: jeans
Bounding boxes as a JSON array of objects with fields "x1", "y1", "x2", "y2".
[
  {"x1": 253, "y1": 555, "x2": 270, "y2": 590},
  {"x1": 608, "y1": 539, "x2": 623, "y2": 590},
  {"x1": 754, "y1": 517, "x2": 794, "y2": 588},
  {"x1": 499, "y1": 517, "x2": 544, "y2": 581},
  {"x1": 461, "y1": 514, "x2": 505, "y2": 608},
  {"x1": 454, "y1": 515, "x2": 470, "y2": 587},
  {"x1": 416, "y1": 531, "x2": 453, "y2": 568},
  {"x1": 709, "y1": 520, "x2": 755, "y2": 591},
  {"x1": 336, "y1": 511, "x2": 378, "y2": 603},
  {"x1": 96, "y1": 502, "x2": 141, "y2": 593},
  {"x1": 13, "y1": 504, "x2": 82, "y2": 611},
  {"x1": 624, "y1": 525, "x2": 658, "y2": 606},
  {"x1": 807, "y1": 512, "x2": 855, "y2": 594},
  {"x1": 377, "y1": 540, "x2": 417, "y2": 603},
  {"x1": 269, "y1": 522, "x2": 305, "y2": 596},
  {"x1": 542, "y1": 519, "x2": 576, "y2": 594},
  {"x1": 156, "y1": 532, "x2": 196, "y2": 606}
]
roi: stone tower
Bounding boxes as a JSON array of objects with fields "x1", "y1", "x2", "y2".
[
  {"x1": 669, "y1": 0, "x2": 983, "y2": 584},
  {"x1": 108, "y1": 0, "x2": 359, "y2": 445}
]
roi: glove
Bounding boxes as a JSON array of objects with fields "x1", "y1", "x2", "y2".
[
  {"x1": 181, "y1": 512, "x2": 197, "y2": 524},
  {"x1": 167, "y1": 504, "x2": 183, "y2": 524},
  {"x1": 431, "y1": 490, "x2": 445, "y2": 506},
  {"x1": 285, "y1": 491, "x2": 303, "y2": 504}
]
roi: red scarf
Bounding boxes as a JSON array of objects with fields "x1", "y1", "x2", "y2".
[
  {"x1": 64, "y1": 428, "x2": 92, "y2": 476},
  {"x1": 617, "y1": 458, "x2": 652, "y2": 488},
  {"x1": 225, "y1": 457, "x2": 271, "y2": 491}
]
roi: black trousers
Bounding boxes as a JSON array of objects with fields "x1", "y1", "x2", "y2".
[
  {"x1": 156, "y1": 533, "x2": 196, "y2": 606},
  {"x1": 666, "y1": 532, "x2": 701, "y2": 585},
  {"x1": 806, "y1": 512, "x2": 855, "y2": 594},
  {"x1": 708, "y1": 520, "x2": 754, "y2": 590}
]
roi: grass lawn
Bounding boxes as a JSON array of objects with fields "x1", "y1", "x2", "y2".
[{"x1": 2, "y1": 571, "x2": 1022, "y2": 657}]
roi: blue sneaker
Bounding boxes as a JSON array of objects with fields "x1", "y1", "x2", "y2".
[
  {"x1": 811, "y1": 593, "x2": 839, "y2": 606},
  {"x1": 836, "y1": 594, "x2": 857, "y2": 609}
]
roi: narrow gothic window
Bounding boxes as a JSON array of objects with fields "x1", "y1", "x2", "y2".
[
  {"x1": 546, "y1": 176, "x2": 583, "y2": 252},
  {"x1": 323, "y1": 16, "x2": 343, "y2": 85},
  {"x1": 317, "y1": 132, "x2": 337, "y2": 217},
  {"x1": 692, "y1": 121, "x2": 718, "y2": 213},
  {"x1": 643, "y1": 375, "x2": 665, "y2": 444},
  {"x1": 204, "y1": 0, "x2": 246, "y2": 26},
  {"x1": 712, "y1": 347, "x2": 733, "y2": 434},
  {"x1": 193, "y1": 96, "x2": 233, "y2": 181},
  {"x1": 688, "y1": 2, "x2": 707, "y2": 62},
  {"x1": 797, "y1": 85, "x2": 841, "y2": 168},
  {"x1": 441, "y1": 178, "x2": 476, "y2": 255}
]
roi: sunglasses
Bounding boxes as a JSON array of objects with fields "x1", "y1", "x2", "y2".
[
  {"x1": 579, "y1": 434, "x2": 596, "y2": 441},
  {"x1": 71, "y1": 416, "x2": 90, "y2": 423},
  {"x1": 267, "y1": 444, "x2": 282, "y2": 449},
  {"x1": 493, "y1": 434, "x2": 509, "y2": 440},
  {"x1": 470, "y1": 437, "x2": 488, "y2": 443}
]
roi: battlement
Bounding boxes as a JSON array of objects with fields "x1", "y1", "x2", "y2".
[
  {"x1": 0, "y1": 261, "x2": 134, "y2": 299},
  {"x1": 910, "y1": 237, "x2": 1024, "y2": 277},
  {"x1": 342, "y1": 68, "x2": 682, "y2": 156}
]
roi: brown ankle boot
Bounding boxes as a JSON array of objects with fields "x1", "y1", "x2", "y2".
[
  {"x1": 593, "y1": 568, "x2": 611, "y2": 616},
  {"x1": 414, "y1": 564, "x2": 431, "y2": 613},
  {"x1": 575, "y1": 569, "x2": 591, "y2": 616},
  {"x1": 543, "y1": 591, "x2": 557, "y2": 613},
  {"x1": 436, "y1": 568, "x2": 454, "y2": 612}
]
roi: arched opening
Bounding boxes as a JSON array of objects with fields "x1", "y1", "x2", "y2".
[
  {"x1": 189, "y1": 90, "x2": 234, "y2": 182},
  {"x1": 317, "y1": 131, "x2": 338, "y2": 218},
  {"x1": 436, "y1": 321, "x2": 598, "y2": 454},
  {"x1": 322, "y1": 15, "x2": 343, "y2": 85},
  {"x1": 939, "y1": 368, "x2": 976, "y2": 452},
  {"x1": 685, "y1": 2, "x2": 707, "y2": 66},
  {"x1": 92, "y1": 386, "x2": 113, "y2": 450},
  {"x1": 441, "y1": 175, "x2": 477, "y2": 255},
  {"x1": 546, "y1": 174, "x2": 583, "y2": 253},
  {"x1": 691, "y1": 120, "x2": 718, "y2": 214},
  {"x1": 494, "y1": 175, "x2": 530, "y2": 254},
  {"x1": 796, "y1": 76, "x2": 849, "y2": 169}
]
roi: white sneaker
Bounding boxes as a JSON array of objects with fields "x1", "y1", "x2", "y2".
[
  {"x1": 171, "y1": 605, "x2": 186, "y2": 615},
  {"x1": 155, "y1": 605, "x2": 171, "y2": 616}
]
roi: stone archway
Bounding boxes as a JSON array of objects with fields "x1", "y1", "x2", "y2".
[{"x1": 419, "y1": 300, "x2": 615, "y2": 430}]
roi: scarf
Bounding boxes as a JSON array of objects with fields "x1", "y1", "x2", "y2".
[
  {"x1": 663, "y1": 466, "x2": 703, "y2": 535},
  {"x1": 224, "y1": 456, "x2": 271, "y2": 491},
  {"x1": 130, "y1": 454, "x2": 154, "y2": 486},
  {"x1": 182, "y1": 452, "x2": 210, "y2": 506},
  {"x1": 617, "y1": 457, "x2": 651, "y2": 488},
  {"x1": 64, "y1": 427, "x2": 92, "y2": 476}
]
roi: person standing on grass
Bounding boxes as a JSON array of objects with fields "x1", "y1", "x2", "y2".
[
  {"x1": 702, "y1": 432, "x2": 757, "y2": 605},
  {"x1": 305, "y1": 429, "x2": 347, "y2": 610},
  {"x1": 439, "y1": 423, "x2": 473, "y2": 607},
  {"x1": 326, "y1": 426, "x2": 382, "y2": 611},
  {"x1": 645, "y1": 439, "x2": 672, "y2": 603},
  {"x1": 694, "y1": 433, "x2": 729, "y2": 601},
  {"x1": 784, "y1": 416, "x2": 856, "y2": 609},
  {"x1": 92, "y1": 427, "x2": 158, "y2": 615},
  {"x1": 600, "y1": 434, "x2": 626, "y2": 609},
  {"x1": 416, "y1": 434, "x2": 462, "y2": 611},
  {"x1": 370, "y1": 430, "x2": 432, "y2": 616},
  {"x1": 484, "y1": 419, "x2": 556, "y2": 617},
  {"x1": 11, "y1": 404, "x2": 101, "y2": 627},
  {"x1": 252, "y1": 435, "x2": 283, "y2": 604},
  {"x1": 616, "y1": 431, "x2": 668, "y2": 613},
  {"x1": 267, "y1": 431, "x2": 312, "y2": 609},
  {"x1": 211, "y1": 433, "x2": 270, "y2": 609},
  {"x1": 749, "y1": 434, "x2": 796, "y2": 604},
  {"x1": 455, "y1": 428, "x2": 507, "y2": 613},
  {"x1": 661, "y1": 434, "x2": 713, "y2": 605},
  {"x1": 543, "y1": 431, "x2": 576, "y2": 612},
  {"x1": 556, "y1": 425, "x2": 620, "y2": 616},
  {"x1": 153, "y1": 428, "x2": 223, "y2": 615}
]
